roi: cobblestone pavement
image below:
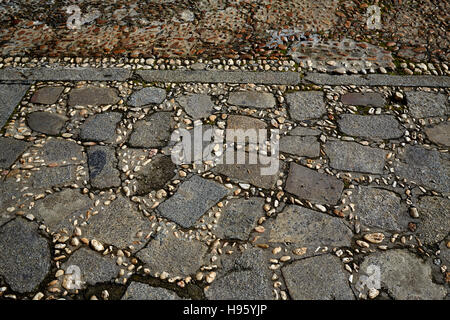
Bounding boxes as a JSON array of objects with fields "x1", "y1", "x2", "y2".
[
  {"x1": 0, "y1": 67, "x2": 448, "y2": 300},
  {"x1": 0, "y1": 0, "x2": 449, "y2": 74}
]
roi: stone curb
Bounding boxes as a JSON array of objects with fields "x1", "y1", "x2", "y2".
[{"x1": 0, "y1": 68, "x2": 449, "y2": 87}]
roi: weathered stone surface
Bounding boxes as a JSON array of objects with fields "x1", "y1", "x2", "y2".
[
  {"x1": 122, "y1": 282, "x2": 182, "y2": 300},
  {"x1": 215, "y1": 198, "x2": 265, "y2": 241},
  {"x1": 424, "y1": 121, "x2": 450, "y2": 147},
  {"x1": 269, "y1": 205, "x2": 352, "y2": 247},
  {"x1": 128, "y1": 112, "x2": 173, "y2": 148},
  {"x1": 136, "y1": 70, "x2": 300, "y2": 85},
  {"x1": 285, "y1": 163, "x2": 344, "y2": 204},
  {"x1": 439, "y1": 241, "x2": 450, "y2": 267},
  {"x1": 0, "y1": 218, "x2": 51, "y2": 293},
  {"x1": 324, "y1": 140, "x2": 387, "y2": 174},
  {"x1": 26, "y1": 111, "x2": 68, "y2": 135},
  {"x1": 69, "y1": 86, "x2": 119, "y2": 106},
  {"x1": 228, "y1": 91, "x2": 276, "y2": 109},
  {"x1": 226, "y1": 115, "x2": 267, "y2": 130},
  {"x1": 87, "y1": 146, "x2": 121, "y2": 189},
  {"x1": 137, "y1": 227, "x2": 208, "y2": 276},
  {"x1": 282, "y1": 254, "x2": 354, "y2": 300},
  {"x1": 394, "y1": 145, "x2": 449, "y2": 193},
  {"x1": 157, "y1": 175, "x2": 229, "y2": 228},
  {"x1": 351, "y1": 186, "x2": 406, "y2": 231},
  {"x1": 356, "y1": 250, "x2": 446, "y2": 300},
  {"x1": 62, "y1": 248, "x2": 119, "y2": 286},
  {"x1": 206, "y1": 248, "x2": 272, "y2": 300},
  {"x1": 38, "y1": 138, "x2": 84, "y2": 164},
  {"x1": 176, "y1": 94, "x2": 214, "y2": 119},
  {"x1": 0, "y1": 83, "x2": 30, "y2": 129},
  {"x1": 286, "y1": 91, "x2": 326, "y2": 121},
  {"x1": 0, "y1": 137, "x2": 29, "y2": 169},
  {"x1": 279, "y1": 136, "x2": 320, "y2": 157},
  {"x1": 341, "y1": 92, "x2": 385, "y2": 107},
  {"x1": 31, "y1": 189, "x2": 92, "y2": 233},
  {"x1": 135, "y1": 155, "x2": 176, "y2": 195},
  {"x1": 128, "y1": 87, "x2": 166, "y2": 107},
  {"x1": 289, "y1": 126, "x2": 321, "y2": 136},
  {"x1": 80, "y1": 112, "x2": 122, "y2": 142},
  {"x1": 212, "y1": 153, "x2": 279, "y2": 190},
  {"x1": 406, "y1": 92, "x2": 448, "y2": 118},
  {"x1": 30, "y1": 165, "x2": 78, "y2": 189},
  {"x1": 338, "y1": 114, "x2": 403, "y2": 139},
  {"x1": 30, "y1": 86, "x2": 64, "y2": 105},
  {"x1": 0, "y1": 68, "x2": 132, "y2": 81},
  {"x1": 82, "y1": 195, "x2": 151, "y2": 250},
  {"x1": 416, "y1": 196, "x2": 450, "y2": 245}
]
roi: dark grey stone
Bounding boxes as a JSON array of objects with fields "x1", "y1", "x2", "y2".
[
  {"x1": 351, "y1": 186, "x2": 407, "y2": 231},
  {"x1": 304, "y1": 73, "x2": 450, "y2": 88},
  {"x1": 416, "y1": 196, "x2": 450, "y2": 245},
  {"x1": 406, "y1": 92, "x2": 448, "y2": 118},
  {"x1": 0, "y1": 83, "x2": 30, "y2": 129},
  {"x1": 282, "y1": 254, "x2": 354, "y2": 300},
  {"x1": 227, "y1": 115, "x2": 267, "y2": 130},
  {"x1": 136, "y1": 70, "x2": 300, "y2": 85},
  {"x1": 289, "y1": 126, "x2": 321, "y2": 136},
  {"x1": 80, "y1": 112, "x2": 122, "y2": 142},
  {"x1": 424, "y1": 121, "x2": 450, "y2": 147},
  {"x1": 62, "y1": 248, "x2": 119, "y2": 286},
  {"x1": 0, "y1": 218, "x2": 51, "y2": 293},
  {"x1": 286, "y1": 91, "x2": 327, "y2": 121},
  {"x1": 26, "y1": 111, "x2": 68, "y2": 135},
  {"x1": 30, "y1": 165, "x2": 78, "y2": 189},
  {"x1": 279, "y1": 136, "x2": 320, "y2": 157},
  {"x1": 394, "y1": 145, "x2": 449, "y2": 193},
  {"x1": 176, "y1": 94, "x2": 214, "y2": 119},
  {"x1": 87, "y1": 146, "x2": 121, "y2": 189},
  {"x1": 135, "y1": 155, "x2": 176, "y2": 195},
  {"x1": 31, "y1": 189, "x2": 92, "y2": 233},
  {"x1": 0, "y1": 68, "x2": 132, "y2": 81},
  {"x1": 285, "y1": 162, "x2": 344, "y2": 204},
  {"x1": 68, "y1": 86, "x2": 119, "y2": 106},
  {"x1": 338, "y1": 114, "x2": 403, "y2": 139},
  {"x1": 206, "y1": 248, "x2": 272, "y2": 300},
  {"x1": 355, "y1": 250, "x2": 446, "y2": 300},
  {"x1": 324, "y1": 140, "x2": 387, "y2": 174},
  {"x1": 122, "y1": 282, "x2": 182, "y2": 300},
  {"x1": 0, "y1": 137, "x2": 29, "y2": 169},
  {"x1": 157, "y1": 175, "x2": 229, "y2": 228},
  {"x1": 212, "y1": 153, "x2": 279, "y2": 190},
  {"x1": 38, "y1": 138, "x2": 84, "y2": 164},
  {"x1": 341, "y1": 92, "x2": 385, "y2": 107},
  {"x1": 268, "y1": 205, "x2": 352, "y2": 247},
  {"x1": 228, "y1": 91, "x2": 276, "y2": 109},
  {"x1": 128, "y1": 87, "x2": 166, "y2": 107},
  {"x1": 128, "y1": 112, "x2": 173, "y2": 148},
  {"x1": 30, "y1": 86, "x2": 64, "y2": 105},
  {"x1": 82, "y1": 195, "x2": 151, "y2": 251},
  {"x1": 136, "y1": 226, "x2": 209, "y2": 276},
  {"x1": 215, "y1": 198, "x2": 265, "y2": 241}
]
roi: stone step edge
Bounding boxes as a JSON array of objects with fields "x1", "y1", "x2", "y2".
[{"x1": 0, "y1": 68, "x2": 449, "y2": 87}]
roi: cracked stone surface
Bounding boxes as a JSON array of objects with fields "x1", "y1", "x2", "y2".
[
  {"x1": 282, "y1": 254, "x2": 355, "y2": 300},
  {"x1": 355, "y1": 250, "x2": 446, "y2": 300},
  {"x1": 0, "y1": 218, "x2": 51, "y2": 293},
  {"x1": 157, "y1": 175, "x2": 229, "y2": 228}
]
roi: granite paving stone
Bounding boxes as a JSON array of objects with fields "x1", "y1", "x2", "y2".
[
  {"x1": 415, "y1": 196, "x2": 450, "y2": 245},
  {"x1": 228, "y1": 91, "x2": 276, "y2": 109},
  {"x1": 286, "y1": 91, "x2": 327, "y2": 121},
  {"x1": 80, "y1": 112, "x2": 122, "y2": 142},
  {"x1": 176, "y1": 93, "x2": 214, "y2": 119},
  {"x1": 122, "y1": 282, "x2": 182, "y2": 300},
  {"x1": 0, "y1": 218, "x2": 51, "y2": 293},
  {"x1": 157, "y1": 175, "x2": 229, "y2": 228},
  {"x1": 30, "y1": 86, "x2": 64, "y2": 105},
  {"x1": 0, "y1": 83, "x2": 30, "y2": 129},
  {"x1": 406, "y1": 92, "x2": 448, "y2": 118},
  {"x1": 26, "y1": 111, "x2": 68, "y2": 136},
  {"x1": 0, "y1": 137, "x2": 30, "y2": 169},
  {"x1": 68, "y1": 86, "x2": 119, "y2": 106},
  {"x1": 424, "y1": 121, "x2": 450, "y2": 147},
  {"x1": 324, "y1": 140, "x2": 388, "y2": 174},
  {"x1": 285, "y1": 162, "x2": 344, "y2": 204},
  {"x1": 341, "y1": 92, "x2": 386, "y2": 107},
  {"x1": 128, "y1": 112, "x2": 173, "y2": 148},
  {"x1": 279, "y1": 136, "x2": 320, "y2": 157},
  {"x1": 128, "y1": 87, "x2": 166, "y2": 107},
  {"x1": 87, "y1": 146, "x2": 121, "y2": 189},
  {"x1": 338, "y1": 114, "x2": 403, "y2": 139}
]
